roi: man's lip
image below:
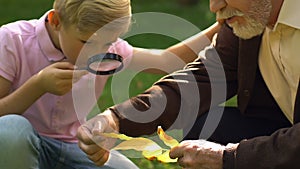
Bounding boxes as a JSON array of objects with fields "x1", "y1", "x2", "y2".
[{"x1": 226, "y1": 16, "x2": 239, "y2": 24}]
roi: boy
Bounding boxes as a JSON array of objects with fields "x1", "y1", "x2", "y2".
[{"x1": 0, "y1": 0, "x2": 137, "y2": 168}]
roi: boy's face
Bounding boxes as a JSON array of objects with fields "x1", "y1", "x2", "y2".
[{"x1": 58, "y1": 24, "x2": 120, "y2": 65}]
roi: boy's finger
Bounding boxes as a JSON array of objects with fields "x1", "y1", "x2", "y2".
[
  {"x1": 52, "y1": 62, "x2": 75, "y2": 70},
  {"x1": 77, "y1": 126, "x2": 95, "y2": 145}
]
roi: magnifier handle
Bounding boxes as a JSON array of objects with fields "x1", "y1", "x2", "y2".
[{"x1": 75, "y1": 67, "x2": 88, "y2": 71}]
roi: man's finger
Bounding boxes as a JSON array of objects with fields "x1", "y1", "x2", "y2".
[
  {"x1": 169, "y1": 145, "x2": 184, "y2": 159},
  {"x1": 177, "y1": 156, "x2": 188, "y2": 168}
]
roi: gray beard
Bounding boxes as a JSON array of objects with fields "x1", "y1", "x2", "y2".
[{"x1": 217, "y1": 0, "x2": 272, "y2": 39}]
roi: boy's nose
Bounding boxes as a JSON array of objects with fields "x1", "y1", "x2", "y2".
[{"x1": 210, "y1": 0, "x2": 227, "y2": 13}]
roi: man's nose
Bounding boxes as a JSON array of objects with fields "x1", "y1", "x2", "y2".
[{"x1": 210, "y1": 0, "x2": 227, "y2": 13}]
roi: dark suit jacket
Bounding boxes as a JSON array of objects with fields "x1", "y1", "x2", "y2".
[{"x1": 111, "y1": 24, "x2": 300, "y2": 169}]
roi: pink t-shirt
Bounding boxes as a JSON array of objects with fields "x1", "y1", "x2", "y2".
[{"x1": 0, "y1": 12, "x2": 133, "y2": 142}]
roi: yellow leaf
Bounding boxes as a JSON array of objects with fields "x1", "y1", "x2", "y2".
[
  {"x1": 113, "y1": 138, "x2": 162, "y2": 152},
  {"x1": 101, "y1": 126, "x2": 180, "y2": 163},
  {"x1": 157, "y1": 150, "x2": 178, "y2": 163},
  {"x1": 101, "y1": 132, "x2": 132, "y2": 140},
  {"x1": 142, "y1": 149, "x2": 163, "y2": 160},
  {"x1": 157, "y1": 126, "x2": 179, "y2": 148}
]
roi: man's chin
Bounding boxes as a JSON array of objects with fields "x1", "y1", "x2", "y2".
[
  {"x1": 230, "y1": 24, "x2": 265, "y2": 39},
  {"x1": 233, "y1": 30, "x2": 262, "y2": 39}
]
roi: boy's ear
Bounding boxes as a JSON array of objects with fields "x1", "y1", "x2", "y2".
[{"x1": 48, "y1": 10, "x2": 61, "y2": 30}]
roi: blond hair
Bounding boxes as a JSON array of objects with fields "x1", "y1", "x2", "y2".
[{"x1": 53, "y1": 0, "x2": 131, "y2": 33}]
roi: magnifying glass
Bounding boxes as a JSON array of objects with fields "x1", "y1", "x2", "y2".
[{"x1": 78, "y1": 53, "x2": 124, "y2": 75}]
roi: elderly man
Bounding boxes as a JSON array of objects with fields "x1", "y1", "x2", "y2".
[{"x1": 77, "y1": 0, "x2": 300, "y2": 168}]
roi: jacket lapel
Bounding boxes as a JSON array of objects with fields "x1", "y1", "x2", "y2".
[
  {"x1": 237, "y1": 35, "x2": 263, "y2": 112},
  {"x1": 293, "y1": 80, "x2": 300, "y2": 123}
]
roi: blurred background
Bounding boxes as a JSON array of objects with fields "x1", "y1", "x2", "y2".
[{"x1": 0, "y1": 0, "x2": 214, "y2": 168}]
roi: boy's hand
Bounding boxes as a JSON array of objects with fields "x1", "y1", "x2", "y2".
[
  {"x1": 77, "y1": 110, "x2": 119, "y2": 166},
  {"x1": 36, "y1": 62, "x2": 88, "y2": 95}
]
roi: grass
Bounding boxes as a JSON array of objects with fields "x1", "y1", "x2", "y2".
[{"x1": 0, "y1": 0, "x2": 216, "y2": 168}]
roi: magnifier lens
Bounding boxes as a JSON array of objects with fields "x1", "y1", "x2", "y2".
[
  {"x1": 89, "y1": 59, "x2": 122, "y2": 72},
  {"x1": 86, "y1": 53, "x2": 123, "y2": 75}
]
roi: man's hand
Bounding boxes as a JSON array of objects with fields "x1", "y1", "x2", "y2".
[
  {"x1": 169, "y1": 140, "x2": 225, "y2": 169},
  {"x1": 77, "y1": 110, "x2": 119, "y2": 166}
]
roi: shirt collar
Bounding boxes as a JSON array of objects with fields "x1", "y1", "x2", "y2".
[
  {"x1": 274, "y1": 0, "x2": 300, "y2": 30},
  {"x1": 36, "y1": 10, "x2": 66, "y2": 62}
]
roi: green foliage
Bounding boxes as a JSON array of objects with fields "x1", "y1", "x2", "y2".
[{"x1": 0, "y1": 0, "x2": 52, "y2": 25}]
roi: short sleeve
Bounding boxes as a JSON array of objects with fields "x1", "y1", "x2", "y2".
[
  {"x1": 0, "y1": 27, "x2": 19, "y2": 82},
  {"x1": 108, "y1": 38, "x2": 133, "y2": 63}
]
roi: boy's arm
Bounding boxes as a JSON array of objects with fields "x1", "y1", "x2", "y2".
[
  {"x1": 0, "y1": 75, "x2": 44, "y2": 116},
  {"x1": 0, "y1": 62, "x2": 87, "y2": 116},
  {"x1": 130, "y1": 22, "x2": 221, "y2": 74}
]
